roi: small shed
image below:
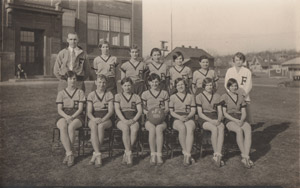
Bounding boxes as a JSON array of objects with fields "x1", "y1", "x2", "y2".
[{"x1": 282, "y1": 57, "x2": 300, "y2": 80}]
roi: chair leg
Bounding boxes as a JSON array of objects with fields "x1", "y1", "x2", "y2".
[{"x1": 78, "y1": 130, "x2": 81, "y2": 156}]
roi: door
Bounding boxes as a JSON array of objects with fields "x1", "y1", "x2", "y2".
[{"x1": 18, "y1": 29, "x2": 44, "y2": 75}]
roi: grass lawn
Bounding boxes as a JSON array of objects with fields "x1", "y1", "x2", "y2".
[{"x1": 0, "y1": 81, "x2": 299, "y2": 187}]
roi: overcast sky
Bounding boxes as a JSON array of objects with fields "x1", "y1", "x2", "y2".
[{"x1": 142, "y1": 0, "x2": 300, "y2": 56}]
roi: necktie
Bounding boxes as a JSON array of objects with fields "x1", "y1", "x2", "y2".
[{"x1": 70, "y1": 49, "x2": 75, "y2": 70}]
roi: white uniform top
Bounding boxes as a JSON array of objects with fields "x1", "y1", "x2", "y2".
[{"x1": 224, "y1": 66, "x2": 252, "y2": 101}]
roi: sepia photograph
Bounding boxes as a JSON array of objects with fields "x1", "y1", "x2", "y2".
[{"x1": 0, "y1": 0, "x2": 299, "y2": 187}]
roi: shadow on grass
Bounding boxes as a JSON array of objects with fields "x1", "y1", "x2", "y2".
[{"x1": 251, "y1": 121, "x2": 290, "y2": 162}]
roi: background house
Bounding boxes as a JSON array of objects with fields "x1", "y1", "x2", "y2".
[
  {"x1": 163, "y1": 45, "x2": 214, "y2": 73},
  {"x1": 0, "y1": 0, "x2": 142, "y2": 81},
  {"x1": 282, "y1": 57, "x2": 300, "y2": 80}
]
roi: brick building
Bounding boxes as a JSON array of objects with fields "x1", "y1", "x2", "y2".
[{"x1": 0, "y1": 0, "x2": 142, "y2": 81}]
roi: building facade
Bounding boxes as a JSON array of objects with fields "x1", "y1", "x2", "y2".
[{"x1": 0, "y1": 0, "x2": 142, "y2": 81}]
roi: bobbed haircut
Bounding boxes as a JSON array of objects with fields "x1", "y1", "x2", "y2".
[
  {"x1": 98, "y1": 40, "x2": 110, "y2": 48},
  {"x1": 121, "y1": 77, "x2": 134, "y2": 85},
  {"x1": 96, "y1": 74, "x2": 108, "y2": 82},
  {"x1": 226, "y1": 78, "x2": 239, "y2": 90},
  {"x1": 130, "y1": 44, "x2": 139, "y2": 52},
  {"x1": 174, "y1": 77, "x2": 187, "y2": 88},
  {"x1": 199, "y1": 55, "x2": 209, "y2": 62},
  {"x1": 202, "y1": 77, "x2": 216, "y2": 89},
  {"x1": 147, "y1": 73, "x2": 161, "y2": 82},
  {"x1": 172, "y1": 51, "x2": 184, "y2": 62},
  {"x1": 65, "y1": 71, "x2": 77, "y2": 79},
  {"x1": 150, "y1": 48, "x2": 162, "y2": 56},
  {"x1": 233, "y1": 52, "x2": 246, "y2": 62}
]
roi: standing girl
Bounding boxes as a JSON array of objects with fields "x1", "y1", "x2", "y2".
[
  {"x1": 56, "y1": 71, "x2": 86, "y2": 167},
  {"x1": 141, "y1": 73, "x2": 169, "y2": 165},
  {"x1": 224, "y1": 52, "x2": 253, "y2": 124},
  {"x1": 169, "y1": 52, "x2": 193, "y2": 95},
  {"x1": 192, "y1": 55, "x2": 219, "y2": 95},
  {"x1": 120, "y1": 45, "x2": 148, "y2": 95},
  {"x1": 169, "y1": 78, "x2": 196, "y2": 166},
  {"x1": 221, "y1": 78, "x2": 253, "y2": 168},
  {"x1": 147, "y1": 48, "x2": 169, "y2": 91},
  {"x1": 92, "y1": 40, "x2": 118, "y2": 94},
  {"x1": 87, "y1": 74, "x2": 114, "y2": 167},
  {"x1": 114, "y1": 77, "x2": 143, "y2": 166},
  {"x1": 196, "y1": 78, "x2": 225, "y2": 167}
]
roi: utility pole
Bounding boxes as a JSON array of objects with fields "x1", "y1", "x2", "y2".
[{"x1": 160, "y1": 41, "x2": 168, "y2": 57}]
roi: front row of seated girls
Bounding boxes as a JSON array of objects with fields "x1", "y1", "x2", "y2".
[{"x1": 56, "y1": 71, "x2": 253, "y2": 169}]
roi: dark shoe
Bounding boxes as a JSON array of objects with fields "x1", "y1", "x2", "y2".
[
  {"x1": 184, "y1": 156, "x2": 191, "y2": 166},
  {"x1": 67, "y1": 155, "x2": 74, "y2": 167},
  {"x1": 241, "y1": 157, "x2": 251, "y2": 169},
  {"x1": 95, "y1": 155, "x2": 102, "y2": 168},
  {"x1": 89, "y1": 153, "x2": 96, "y2": 165},
  {"x1": 63, "y1": 156, "x2": 68, "y2": 164},
  {"x1": 127, "y1": 154, "x2": 133, "y2": 166},
  {"x1": 122, "y1": 153, "x2": 127, "y2": 165},
  {"x1": 157, "y1": 155, "x2": 163, "y2": 166}
]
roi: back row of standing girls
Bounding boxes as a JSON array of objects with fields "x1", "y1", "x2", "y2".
[{"x1": 54, "y1": 33, "x2": 253, "y2": 169}]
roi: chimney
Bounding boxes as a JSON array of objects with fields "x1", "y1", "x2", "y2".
[
  {"x1": 195, "y1": 46, "x2": 198, "y2": 49},
  {"x1": 189, "y1": 46, "x2": 192, "y2": 48},
  {"x1": 182, "y1": 45, "x2": 185, "y2": 48}
]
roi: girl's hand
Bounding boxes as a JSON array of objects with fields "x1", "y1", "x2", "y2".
[
  {"x1": 179, "y1": 116, "x2": 187, "y2": 122},
  {"x1": 210, "y1": 119, "x2": 218, "y2": 126},
  {"x1": 66, "y1": 116, "x2": 73, "y2": 124},
  {"x1": 216, "y1": 120, "x2": 221, "y2": 126},
  {"x1": 96, "y1": 118, "x2": 103, "y2": 124}
]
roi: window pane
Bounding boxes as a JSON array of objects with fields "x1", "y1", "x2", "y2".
[
  {"x1": 110, "y1": 17, "x2": 120, "y2": 32},
  {"x1": 28, "y1": 46, "x2": 34, "y2": 63},
  {"x1": 110, "y1": 32, "x2": 119, "y2": 46},
  {"x1": 121, "y1": 33, "x2": 130, "y2": 47},
  {"x1": 62, "y1": 26, "x2": 75, "y2": 42},
  {"x1": 88, "y1": 30, "x2": 98, "y2": 45},
  {"x1": 88, "y1": 13, "x2": 98, "y2": 29},
  {"x1": 99, "y1": 15, "x2": 109, "y2": 31},
  {"x1": 99, "y1": 31, "x2": 109, "y2": 42},
  {"x1": 21, "y1": 46, "x2": 26, "y2": 63},
  {"x1": 21, "y1": 31, "x2": 34, "y2": 42},
  {"x1": 62, "y1": 9, "x2": 75, "y2": 27},
  {"x1": 121, "y1": 19, "x2": 131, "y2": 33}
]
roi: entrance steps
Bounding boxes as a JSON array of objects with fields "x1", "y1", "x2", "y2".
[{"x1": 8, "y1": 75, "x2": 58, "y2": 82}]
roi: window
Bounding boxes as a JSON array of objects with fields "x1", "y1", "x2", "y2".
[
  {"x1": 21, "y1": 31, "x2": 34, "y2": 42},
  {"x1": 121, "y1": 18, "x2": 131, "y2": 47},
  {"x1": 62, "y1": 9, "x2": 76, "y2": 42},
  {"x1": 87, "y1": 13, "x2": 98, "y2": 45},
  {"x1": 99, "y1": 15, "x2": 109, "y2": 42},
  {"x1": 87, "y1": 13, "x2": 131, "y2": 47}
]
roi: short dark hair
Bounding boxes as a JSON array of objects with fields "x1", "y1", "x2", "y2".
[
  {"x1": 199, "y1": 55, "x2": 209, "y2": 62},
  {"x1": 96, "y1": 74, "x2": 108, "y2": 82},
  {"x1": 233, "y1": 52, "x2": 246, "y2": 62},
  {"x1": 150, "y1": 48, "x2": 162, "y2": 56},
  {"x1": 172, "y1": 51, "x2": 184, "y2": 62},
  {"x1": 226, "y1": 78, "x2": 239, "y2": 90},
  {"x1": 130, "y1": 44, "x2": 139, "y2": 52},
  {"x1": 174, "y1": 77, "x2": 187, "y2": 88},
  {"x1": 202, "y1": 77, "x2": 216, "y2": 89},
  {"x1": 65, "y1": 71, "x2": 77, "y2": 79},
  {"x1": 147, "y1": 73, "x2": 161, "y2": 82},
  {"x1": 121, "y1": 77, "x2": 133, "y2": 85},
  {"x1": 98, "y1": 40, "x2": 110, "y2": 48}
]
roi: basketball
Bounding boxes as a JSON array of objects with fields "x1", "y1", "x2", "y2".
[{"x1": 147, "y1": 107, "x2": 166, "y2": 125}]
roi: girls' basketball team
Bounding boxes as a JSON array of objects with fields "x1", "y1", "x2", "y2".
[{"x1": 56, "y1": 41, "x2": 254, "y2": 169}]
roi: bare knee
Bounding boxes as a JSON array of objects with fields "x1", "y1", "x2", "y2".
[{"x1": 89, "y1": 121, "x2": 97, "y2": 130}]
